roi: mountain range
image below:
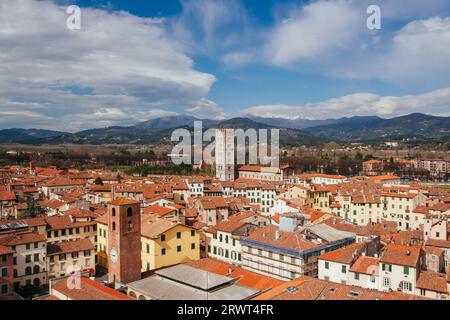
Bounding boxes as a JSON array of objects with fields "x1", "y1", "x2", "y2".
[{"x1": 0, "y1": 113, "x2": 448, "y2": 145}]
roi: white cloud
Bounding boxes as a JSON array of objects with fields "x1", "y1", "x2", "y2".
[
  {"x1": 242, "y1": 87, "x2": 450, "y2": 119},
  {"x1": 170, "y1": 0, "x2": 248, "y2": 55},
  {"x1": 264, "y1": 0, "x2": 364, "y2": 65},
  {"x1": 0, "y1": 0, "x2": 216, "y2": 131},
  {"x1": 186, "y1": 99, "x2": 229, "y2": 120}
]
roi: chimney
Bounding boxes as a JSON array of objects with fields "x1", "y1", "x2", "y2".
[{"x1": 406, "y1": 250, "x2": 411, "y2": 256}]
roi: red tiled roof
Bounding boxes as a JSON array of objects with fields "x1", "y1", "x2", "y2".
[
  {"x1": 0, "y1": 244, "x2": 14, "y2": 255},
  {"x1": 47, "y1": 238, "x2": 94, "y2": 255},
  {"x1": 349, "y1": 256, "x2": 379, "y2": 275},
  {"x1": 143, "y1": 205, "x2": 176, "y2": 217},
  {"x1": 185, "y1": 258, "x2": 284, "y2": 291},
  {"x1": 0, "y1": 191, "x2": 16, "y2": 201},
  {"x1": 416, "y1": 270, "x2": 448, "y2": 293},
  {"x1": 0, "y1": 232, "x2": 46, "y2": 246},
  {"x1": 51, "y1": 276, "x2": 131, "y2": 300},
  {"x1": 318, "y1": 242, "x2": 364, "y2": 264},
  {"x1": 379, "y1": 244, "x2": 421, "y2": 267}
]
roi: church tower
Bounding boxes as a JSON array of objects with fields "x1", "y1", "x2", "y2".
[
  {"x1": 215, "y1": 128, "x2": 235, "y2": 181},
  {"x1": 107, "y1": 199, "x2": 141, "y2": 285}
]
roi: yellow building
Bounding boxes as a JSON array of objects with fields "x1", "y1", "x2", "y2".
[
  {"x1": 140, "y1": 218, "x2": 200, "y2": 272},
  {"x1": 95, "y1": 214, "x2": 109, "y2": 268},
  {"x1": 95, "y1": 214, "x2": 200, "y2": 271}
]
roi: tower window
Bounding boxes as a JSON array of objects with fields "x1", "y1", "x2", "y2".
[
  {"x1": 112, "y1": 222, "x2": 116, "y2": 231},
  {"x1": 128, "y1": 220, "x2": 133, "y2": 232},
  {"x1": 112, "y1": 208, "x2": 116, "y2": 217},
  {"x1": 127, "y1": 207, "x2": 132, "y2": 217}
]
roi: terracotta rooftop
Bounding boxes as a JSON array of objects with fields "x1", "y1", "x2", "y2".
[
  {"x1": 47, "y1": 238, "x2": 94, "y2": 255},
  {"x1": 185, "y1": 258, "x2": 284, "y2": 291},
  {"x1": 318, "y1": 242, "x2": 365, "y2": 264},
  {"x1": 51, "y1": 276, "x2": 131, "y2": 300},
  {"x1": 416, "y1": 270, "x2": 448, "y2": 293},
  {"x1": 379, "y1": 244, "x2": 421, "y2": 267}
]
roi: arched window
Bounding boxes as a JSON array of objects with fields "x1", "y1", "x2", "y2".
[
  {"x1": 112, "y1": 208, "x2": 116, "y2": 217},
  {"x1": 112, "y1": 221, "x2": 116, "y2": 231},
  {"x1": 127, "y1": 207, "x2": 132, "y2": 217},
  {"x1": 13, "y1": 269, "x2": 18, "y2": 278},
  {"x1": 33, "y1": 265, "x2": 40, "y2": 274},
  {"x1": 128, "y1": 291, "x2": 137, "y2": 299},
  {"x1": 138, "y1": 295, "x2": 146, "y2": 300},
  {"x1": 25, "y1": 266, "x2": 32, "y2": 276},
  {"x1": 128, "y1": 220, "x2": 133, "y2": 232}
]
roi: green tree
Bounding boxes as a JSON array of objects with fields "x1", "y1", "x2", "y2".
[
  {"x1": 94, "y1": 177, "x2": 103, "y2": 185},
  {"x1": 21, "y1": 198, "x2": 46, "y2": 218}
]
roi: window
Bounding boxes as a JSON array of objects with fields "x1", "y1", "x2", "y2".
[
  {"x1": 25, "y1": 255, "x2": 31, "y2": 263},
  {"x1": 191, "y1": 230, "x2": 195, "y2": 237},
  {"x1": 403, "y1": 281, "x2": 412, "y2": 292},
  {"x1": 325, "y1": 261, "x2": 329, "y2": 269},
  {"x1": 34, "y1": 253, "x2": 39, "y2": 262},
  {"x1": 54, "y1": 230, "x2": 59, "y2": 237},
  {"x1": 341, "y1": 265, "x2": 347, "y2": 273},
  {"x1": 403, "y1": 266, "x2": 409, "y2": 275},
  {"x1": 72, "y1": 252, "x2": 79, "y2": 259},
  {"x1": 176, "y1": 232, "x2": 181, "y2": 239},
  {"x1": 112, "y1": 208, "x2": 116, "y2": 216},
  {"x1": 160, "y1": 234, "x2": 166, "y2": 242},
  {"x1": 33, "y1": 265, "x2": 40, "y2": 274},
  {"x1": 26, "y1": 243, "x2": 30, "y2": 250},
  {"x1": 146, "y1": 244, "x2": 150, "y2": 254},
  {"x1": 161, "y1": 248, "x2": 166, "y2": 255},
  {"x1": 354, "y1": 273, "x2": 360, "y2": 280},
  {"x1": 59, "y1": 254, "x2": 66, "y2": 261},
  {"x1": 1, "y1": 284, "x2": 7, "y2": 294},
  {"x1": 25, "y1": 266, "x2": 32, "y2": 276},
  {"x1": 383, "y1": 277, "x2": 391, "y2": 287},
  {"x1": 112, "y1": 222, "x2": 116, "y2": 231},
  {"x1": 127, "y1": 207, "x2": 132, "y2": 217},
  {"x1": 34, "y1": 242, "x2": 38, "y2": 249},
  {"x1": 1, "y1": 268, "x2": 7, "y2": 277},
  {"x1": 61, "y1": 229, "x2": 66, "y2": 236},
  {"x1": 191, "y1": 243, "x2": 195, "y2": 250}
]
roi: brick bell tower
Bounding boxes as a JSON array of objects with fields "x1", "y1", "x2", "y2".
[{"x1": 107, "y1": 199, "x2": 142, "y2": 285}]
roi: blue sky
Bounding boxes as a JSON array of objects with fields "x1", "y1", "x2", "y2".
[{"x1": 0, "y1": 0, "x2": 449, "y2": 131}]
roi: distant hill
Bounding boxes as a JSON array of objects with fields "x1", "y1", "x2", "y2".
[
  {"x1": 136, "y1": 115, "x2": 219, "y2": 129},
  {"x1": 247, "y1": 115, "x2": 346, "y2": 129},
  {"x1": 0, "y1": 113, "x2": 448, "y2": 145},
  {"x1": 303, "y1": 113, "x2": 450, "y2": 141},
  {"x1": 0, "y1": 128, "x2": 69, "y2": 144}
]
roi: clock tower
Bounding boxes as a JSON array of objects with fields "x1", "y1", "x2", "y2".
[{"x1": 107, "y1": 199, "x2": 142, "y2": 284}]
